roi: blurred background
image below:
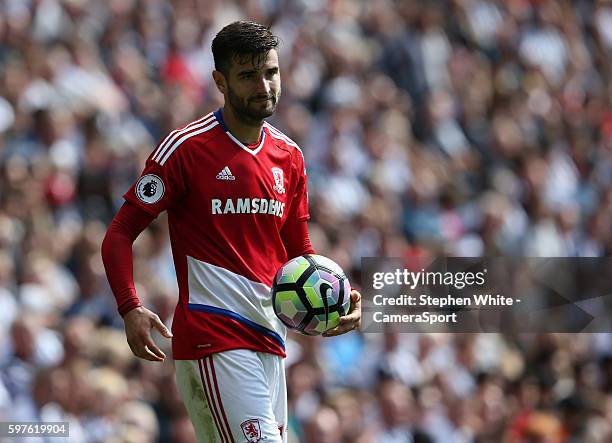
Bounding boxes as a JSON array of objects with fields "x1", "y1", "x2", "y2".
[{"x1": 1, "y1": 0, "x2": 612, "y2": 442}]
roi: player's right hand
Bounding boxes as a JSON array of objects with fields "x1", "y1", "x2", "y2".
[{"x1": 123, "y1": 306, "x2": 173, "y2": 362}]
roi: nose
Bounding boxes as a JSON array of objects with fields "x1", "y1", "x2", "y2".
[{"x1": 255, "y1": 75, "x2": 271, "y2": 97}]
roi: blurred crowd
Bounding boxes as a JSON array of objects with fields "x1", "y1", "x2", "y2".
[{"x1": 1, "y1": 0, "x2": 611, "y2": 442}]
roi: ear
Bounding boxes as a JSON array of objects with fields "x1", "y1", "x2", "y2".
[{"x1": 212, "y1": 70, "x2": 227, "y2": 95}]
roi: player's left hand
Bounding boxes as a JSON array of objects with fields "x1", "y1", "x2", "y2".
[{"x1": 323, "y1": 289, "x2": 361, "y2": 337}]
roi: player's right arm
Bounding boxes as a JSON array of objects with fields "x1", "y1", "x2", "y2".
[
  {"x1": 101, "y1": 202, "x2": 173, "y2": 361},
  {"x1": 102, "y1": 135, "x2": 188, "y2": 361}
]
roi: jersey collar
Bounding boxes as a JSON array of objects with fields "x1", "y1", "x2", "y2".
[{"x1": 214, "y1": 108, "x2": 266, "y2": 156}]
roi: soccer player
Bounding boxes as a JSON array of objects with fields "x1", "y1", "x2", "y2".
[{"x1": 101, "y1": 21, "x2": 362, "y2": 443}]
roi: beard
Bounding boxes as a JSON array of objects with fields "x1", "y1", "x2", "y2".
[{"x1": 227, "y1": 85, "x2": 280, "y2": 125}]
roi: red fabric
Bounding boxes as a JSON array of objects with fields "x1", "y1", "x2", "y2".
[
  {"x1": 173, "y1": 309, "x2": 287, "y2": 358},
  {"x1": 101, "y1": 202, "x2": 154, "y2": 316},
  {"x1": 281, "y1": 218, "x2": 314, "y2": 259},
  {"x1": 100, "y1": 204, "x2": 314, "y2": 321},
  {"x1": 121, "y1": 113, "x2": 310, "y2": 287},
  {"x1": 101, "y1": 204, "x2": 310, "y2": 358},
  {"x1": 120, "y1": 111, "x2": 310, "y2": 359},
  {"x1": 103, "y1": 111, "x2": 312, "y2": 360}
]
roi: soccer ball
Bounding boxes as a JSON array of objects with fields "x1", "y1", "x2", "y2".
[{"x1": 272, "y1": 254, "x2": 351, "y2": 335}]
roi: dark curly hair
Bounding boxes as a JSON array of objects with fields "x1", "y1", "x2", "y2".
[{"x1": 211, "y1": 21, "x2": 280, "y2": 76}]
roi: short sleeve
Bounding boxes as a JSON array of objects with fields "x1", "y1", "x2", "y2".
[
  {"x1": 123, "y1": 147, "x2": 188, "y2": 218},
  {"x1": 287, "y1": 150, "x2": 310, "y2": 222}
]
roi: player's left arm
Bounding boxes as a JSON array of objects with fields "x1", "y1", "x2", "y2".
[
  {"x1": 281, "y1": 219, "x2": 362, "y2": 336},
  {"x1": 284, "y1": 149, "x2": 361, "y2": 336},
  {"x1": 280, "y1": 218, "x2": 314, "y2": 258}
]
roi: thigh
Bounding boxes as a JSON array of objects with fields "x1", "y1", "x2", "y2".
[
  {"x1": 202, "y1": 349, "x2": 285, "y2": 443},
  {"x1": 175, "y1": 359, "x2": 218, "y2": 443},
  {"x1": 258, "y1": 352, "x2": 287, "y2": 442}
]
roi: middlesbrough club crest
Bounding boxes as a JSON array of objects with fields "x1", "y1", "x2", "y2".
[
  {"x1": 271, "y1": 167, "x2": 285, "y2": 194},
  {"x1": 241, "y1": 419, "x2": 261, "y2": 442}
]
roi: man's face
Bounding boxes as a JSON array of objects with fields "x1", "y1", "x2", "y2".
[{"x1": 222, "y1": 49, "x2": 281, "y2": 124}]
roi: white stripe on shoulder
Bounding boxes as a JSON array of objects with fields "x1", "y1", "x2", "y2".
[
  {"x1": 264, "y1": 123, "x2": 302, "y2": 153},
  {"x1": 158, "y1": 120, "x2": 219, "y2": 165},
  {"x1": 264, "y1": 123, "x2": 299, "y2": 146},
  {"x1": 152, "y1": 113, "x2": 215, "y2": 162}
]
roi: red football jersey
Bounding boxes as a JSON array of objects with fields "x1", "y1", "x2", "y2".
[{"x1": 124, "y1": 109, "x2": 309, "y2": 359}]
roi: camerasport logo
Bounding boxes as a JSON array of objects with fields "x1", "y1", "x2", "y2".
[
  {"x1": 136, "y1": 174, "x2": 164, "y2": 204},
  {"x1": 241, "y1": 419, "x2": 261, "y2": 442}
]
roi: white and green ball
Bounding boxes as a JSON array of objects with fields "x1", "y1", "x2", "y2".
[{"x1": 272, "y1": 254, "x2": 351, "y2": 335}]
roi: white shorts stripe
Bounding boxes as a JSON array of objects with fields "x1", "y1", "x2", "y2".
[
  {"x1": 198, "y1": 358, "x2": 230, "y2": 443},
  {"x1": 152, "y1": 113, "x2": 215, "y2": 162},
  {"x1": 159, "y1": 121, "x2": 219, "y2": 165}
]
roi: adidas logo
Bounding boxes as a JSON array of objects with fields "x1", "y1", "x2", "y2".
[{"x1": 216, "y1": 166, "x2": 235, "y2": 181}]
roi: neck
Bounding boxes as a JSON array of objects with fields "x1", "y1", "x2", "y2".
[{"x1": 221, "y1": 106, "x2": 263, "y2": 145}]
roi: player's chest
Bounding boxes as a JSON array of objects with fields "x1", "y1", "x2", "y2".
[{"x1": 187, "y1": 149, "x2": 292, "y2": 216}]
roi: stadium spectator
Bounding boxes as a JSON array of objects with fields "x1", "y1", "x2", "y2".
[{"x1": 1, "y1": 0, "x2": 611, "y2": 442}]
